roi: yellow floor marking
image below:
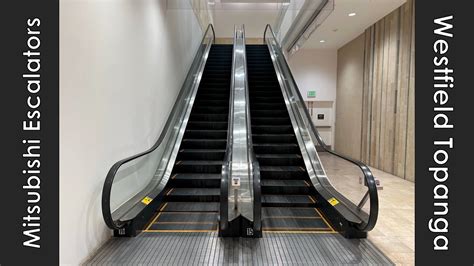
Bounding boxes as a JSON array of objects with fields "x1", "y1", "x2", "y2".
[
  {"x1": 314, "y1": 208, "x2": 336, "y2": 232},
  {"x1": 144, "y1": 212, "x2": 162, "y2": 231},
  {"x1": 308, "y1": 196, "x2": 316, "y2": 203},
  {"x1": 303, "y1": 180, "x2": 310, "y2": 187}
]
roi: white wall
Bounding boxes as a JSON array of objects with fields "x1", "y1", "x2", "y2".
[
  {"x1": 60, "y1": 0, "x2": 203, "y2": 264},
  {"x1": 288, "y1": 49, "x2": 337, "y2": 101},
  {"x1": 288, "y1": 49, "x2": 337, "y2": 146}
]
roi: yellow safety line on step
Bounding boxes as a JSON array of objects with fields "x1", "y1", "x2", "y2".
[
  {"x1": 314, "y1": 208, "x2": 336, "y2": 232},
  {"x1": 166, "y1": 188, "x2": 174, "y2": 196},
  {"x1": 159, "y1": 203, "x2": 168, "y2": 212},
  {"x1": 144, "y1": 212, "x2": 162, "y2": 231},
  {"x1": 308, "y1": 196, "x2": 316, "y2": 203}
]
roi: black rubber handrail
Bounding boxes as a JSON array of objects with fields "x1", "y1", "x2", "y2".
[
  {"x1": 220, "y1": 34, "x2": 234, "y2": 232},
  {"x1": 102, "y1": 24, "x2": 216, "y2": 230},
  {"x1": 263, "y1": 24, "x2": 378, "y2": 232}
]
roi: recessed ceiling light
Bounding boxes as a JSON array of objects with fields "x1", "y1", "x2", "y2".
[
  {"x1": 348, "y1": 12, "x2": 356, "y2": 17},
  {"x1": 282, "y1": 2, "x2": 290, "y2": 6},
  {"x1": 320, "y1": 40, "x2": 325, "y2": 43}
]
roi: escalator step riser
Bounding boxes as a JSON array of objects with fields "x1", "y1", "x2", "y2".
[
  {"x1": 256, "y1": 157, "x2": 303, "y2": 166},
  {"x1": 253, "y1": 145, "x2": 300, "y2": 154},
  {"x1": 169, "y1": 179, "x2": 221, "y2": 188},
  {"x1": 181, "y1": 140, "x2": 227, "y2": 149},
  {"x1": 251, "y1": 118, "x2": 290, "y2": 125},
  {"x1": 262, "y1": 202, "x2": 316, "y2": 208},
  {"x1": 177, "y1": 151, "x2": 225, "y2": 161},
  {"x1": 260, "y1": 171, "x2": 307, "y2": 180},
  {"x1": 173, "y1": 164, "x2": 222, "y2": 174},
  {"x1": 193, "y1": 107, "x2": 229, "y2": 113},
  {"x1": 262, "y1": 186, "x2": 310, "y2": 195},
  {"x1": 251, "y1": 126, "x2": 293, "y2": 134},
  {"x1": 251, "y1": 110, "x2": 288, "y2": 117},
  {"x1": 164, "y1": 195, "x2": 220, "y2": 202},
  {"x1": 190, "y1": 114, "x2": 228, "y2": 121},
  {"x1": 252, "y1": 135, "x2": 295, "y2": 143},
  {"x1": 187, "y1": 122, "x2": 228, "y2": 130},
  {"x1": 184, "y1": 130, "x2": 227, "y2": 139}
]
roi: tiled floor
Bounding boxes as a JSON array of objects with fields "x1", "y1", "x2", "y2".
[{"x1": 319, "y1": 152, "x2": 415, "y2": 265}]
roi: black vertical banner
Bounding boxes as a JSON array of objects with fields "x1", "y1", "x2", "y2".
[
  {"x1": 0, "y1": 0, "x2": 59, "y2": 265},
  {"x1": 416, "y1": 1, "x2": 472, "y2": 265}
]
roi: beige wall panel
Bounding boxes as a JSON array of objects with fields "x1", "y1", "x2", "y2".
[
  {"x1": 335, "y1": 33, "x2": 366, "y2": 160},
  {"x1": 336, "y1": 0, "x2": 415, "y2": 181},
  {"x1": 394, "y1": 2, "x2": 413, "y2": 178},
  {"x1": 405, "y1": 0, "x2": 415, "y2": 181}
]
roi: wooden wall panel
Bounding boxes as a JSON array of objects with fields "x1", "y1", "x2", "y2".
[
  {"x1": 405, "y1": 0, "x2": 415, "y2": 181},
  {"x1": 335, "y1": 33, "x2": 365, "y2": 160},
  {"x1": 336, "y1": 0, "x2": 415, "y2": 181}
]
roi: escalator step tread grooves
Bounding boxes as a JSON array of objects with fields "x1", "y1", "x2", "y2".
[
  {"x1": 247, "y1": 44, "x2": 331, "y2": 232},
  {"x1": 148, "y1": 44, "x2": 232, "y2": 232}
]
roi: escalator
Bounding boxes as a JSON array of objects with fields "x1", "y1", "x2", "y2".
[
  {"x1": 145, "y1": 45, "x2": 233, "y2": 232},
  {"x1": 247, "y1": 45, "x2": 334, "y2": 233},
  {"x1": 102, "y1": 24, "x2": 378, "y2": 240}
]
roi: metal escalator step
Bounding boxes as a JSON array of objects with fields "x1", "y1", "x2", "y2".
[
  {"x1": 262, "y1": 217, "x2": 330, "y2": 231},
  {"x1": 148, "y1": 211, "x2": 218, "y2": 231},
  {"x1": 148, "y1": 223, "x2": 217, "y2": 231},
  {"x1": 262, "y1": 195, "x2": 316, "y2": 207},
  {"x1": 173, "y1": 160, "x2": 223, "y2": 174},
  {"x1": 253, "y1": 143, "x2": 300, "y2": 154},
  {"x1": 261, "y1": 179, "x2": 310, "y2": 194},
  {"x1": 168, "y1": 187, "x2": 219, "y2": 195},
  {"x1": 177, "y1": 149, "x2": 225, "y2": 160},
  {"x1": 187, "y1": 121, "x2": 228, "y2": 130},
  {"x1": 251, "y1": 109, "x2": 288, "y2": 117},
  {"x1": 180, "y1": 139, "x2": 227, "y2": 149},
  {"x1": 251, "y1": 125, "x2": 293, "y2": 134},
  {"x1": 183, "y1": 130, "x2": 227, "y2": 139},
  {"x1": 253, "y1": 134, "x2": 295, "y2": 143},
  {"x1": 255, "y1": 153, "x2": 302, "y2": 166},
  {"x1": 251, "y1": 117, "x2": 290, "y2": 125},
  {"x1": 189, "y1": 114, "x2": 228, "y2": 122},
  {"x1": 161, "y1": 202, "x2": 219, "y2": 212},
  {"x1": 156, "y1": 212, "x2": 218, "y2": 222},
  {"x1": 170, "y1": 173, "x2": 221, "y2": 188},
  {"x1": 172, "y1": 173, "x2": 221, "y2": 180},
  {"x1": 259, "y1": 166, "x2": 307, "y2": 179},
  {"x1": 261, "y1": 179, "x2": 308, "y2": 187},
  {"x1": 262, "y1": 207, "x2": 319, "y2": 218}
]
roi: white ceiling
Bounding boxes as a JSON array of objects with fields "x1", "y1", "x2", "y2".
[
  {"x1": 303, "y1": 0, "x2": 406, "y2": 49},
  {"x1": 211, "y1": 1, "x2": 282, "y2": 38},
  {"x1": 211, "y1": 0, "x2": 406, "y2": 48}
]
